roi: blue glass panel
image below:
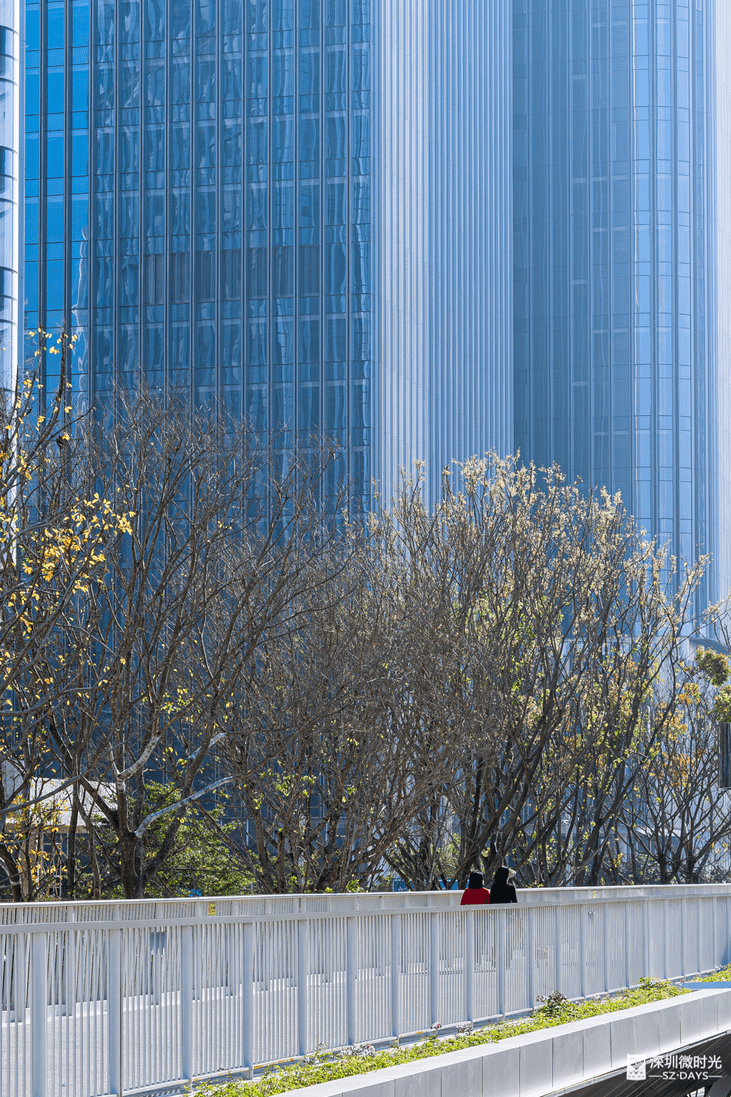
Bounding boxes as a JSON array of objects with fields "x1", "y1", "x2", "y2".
[
  {"x1": 71, "y1": 195, "x2": 88, "y2": 239},
  {"x1": 95, "y1": 66, "x2": 115, "y2": 110},
  {"x1": 171, "y1": 125, "x2": 190, "y2": 168},
  {"x1": 325, "y1": 243, "x2": 346, "y2": 294},
  {"x1": 24, "y1": 262, "x2": 38, "y2": 312},
  {"x1": 246, "y1": 386, "x2": 267, "y2": 430},
  {"x1": 25, "y1": 72, "x2": 39, "y2": 114},
  {"x1": 273, "y1": 118, "x2": 294, "y2": 162},
  {"x1": 45, "y1": 261, "x2": 63, "y2": 310},
  {"x1": 118, "y1": 257, "x2": 139, "y2": 306},
  {"x1": 47, "y1": 6, "x2": 64, "y2": 48},
  {"x1": 96, "y1": 0, "x2": 115, "y2": 44},
  {"x1": 46, "y1": 197, "x2": 64, "y2": 242},
  {"x1": 272, "y1": 383, "x2": 294, "y2": 432},
  {"x1": 272, "y1": 318, "x2": 293, "y2": 366},
  {"x1": 25, "y1": 134, "x2": 39, "y2": 180},
  {"x1": 325, "y1": 115, "x2": 346, "y2": 159},
  {"x1": 26, "y1": 8, "x2": 39, "y2": 49},
  {"x1": 247, "y1": 119, "x2": 267, "y2": 163}
]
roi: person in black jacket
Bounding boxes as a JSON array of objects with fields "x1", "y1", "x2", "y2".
[{"x1": 490, "y1": 865, "x2": 518, "y2": 904}]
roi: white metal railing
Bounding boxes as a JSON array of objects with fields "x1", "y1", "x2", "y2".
[{"x1": 0, "y1": 884, "x2": 730, "y2": 1097}]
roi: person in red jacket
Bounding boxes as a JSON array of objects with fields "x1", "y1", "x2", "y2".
[{"x1": 460, "y1": 870, "x2": 490, "y2": 905}]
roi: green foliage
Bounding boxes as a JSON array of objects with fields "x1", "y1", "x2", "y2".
[
  {"x1": 696, "y1": 963, "x2": 731, "y2": 981},
  {"x1": 695, "y1": 647, "x2": 730, "y2": 687},
  {"x1": 713, "y1": 683, "x2": 731, "y2": 725},
  {"x1": 143, "y1": 801, "x2": 252, "y2": 898},
  {"x1": 534, "y1": 990, "x2": 569, "y2": 1016},
  {"x1": 197, "y1": 978, "x2": 686, "y2": 1096},
  {"x1": 77, "y1": 783, "x2": 253, "y2": 899}
]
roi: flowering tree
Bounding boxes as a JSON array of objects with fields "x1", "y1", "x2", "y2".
[{"x1": 0, "y1": 332, "x2": 134, "y2": 899}]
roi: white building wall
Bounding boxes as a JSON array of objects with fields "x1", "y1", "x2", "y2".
[
  {"x1": 371, "y1": 0, "x2": 431, "y2": 509},
  {"x1": 372, "y1": 0, "x2": 513, "y2": 509},
  {"x1": 716, "y1": 0, "x2": 731, "y2": 602}
]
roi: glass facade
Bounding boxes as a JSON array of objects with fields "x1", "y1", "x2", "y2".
[
  {"x1": 0, "y1": 0, "x2": 20, "y2": 391},
  {"x1": 25, "y1": 0, "x2": 373, "y2": 511},
  {"x1": 514, "y1": 0, "x2": 718, "y2": 604},
  {"x1": 22, "y1": 0, "x2": 515, "y2": 513}
]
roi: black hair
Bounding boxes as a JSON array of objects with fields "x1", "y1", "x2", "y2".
[{"x1": 467, "y1": 871, "x2": 484, "y2": 889}]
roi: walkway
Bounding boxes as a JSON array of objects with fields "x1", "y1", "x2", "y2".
[{"x1": 1, "y1": 885, "x2": 731, "y2": 1096}]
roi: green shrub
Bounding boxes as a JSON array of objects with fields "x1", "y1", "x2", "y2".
[
  {"x1": 197, "y1": 977, "x2": 686, "y2": 1096},
  {"x1": 694, "y1": 963, "x2": 731, "y2": 982}
]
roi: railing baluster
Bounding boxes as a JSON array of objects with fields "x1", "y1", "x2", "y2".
[
  {"x1": 243, "y1": 922, "x2": 254, "y2": 1073},
  {"x1": 579, "y1": 904, "x2": 586, "y2": 999},
  {"x1": 429, "y1": 911, "x2": 439, "y2": 1026},
  {"x1": 603, "y1": 902, "x2": 610, "y2": 992},
  {"x1": 497, "y1": 909, "x2": 506, "y2": 1019},
  {"x1": 346, "y1": 916, "x2": 356, "y2": 1047},
  {"x1": 527, "y1": 907, "x2": 535, "y2": 1009},
  {"x1": 391, "y1": 914, "x2": 401, "y2": 1037},
  {"x1": 624, "y1": 902, "x2": 630, "y2": 988},
  {"x1": 465, "y1": 910, "x2": 474, "y2": 1024},
  {"x1": 31, "y1": 931, "x2": 47, "y2": 1097},
  {"x1": 13, "y1": 931, "x2": 26, "y2": 1022},
  {"x1": 555, "y1": 905, "x2": 562, "y2": 996},
  {"x1": 181, "y1": 924, "x2": 193, "y2": 1083},
  {"x1": 662, "y1": 898, "x2": 668, "y2": 980},
  {"x1": 108, "y1": 929, "x2": 122, "y2": 1097},
  {"x1": 297, "y1": 919, "x2": 308, "y2": 1056}
]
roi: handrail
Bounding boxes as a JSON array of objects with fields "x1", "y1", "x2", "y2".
[{"x1": 0, "y1": 885, "x2": 729, "y2": 1096}]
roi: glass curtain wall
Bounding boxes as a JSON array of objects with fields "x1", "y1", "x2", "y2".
[
  {"x1": 0, "y1": 0, "x2": 21, "y2": 392},
  {"x1": 24, "y1": 0, "x2": 89, "y2": 403},
  {"x1": 514, "y1": 0, "x2": 717, "y2": 606},
  {"x1": 24, "y1": 0, "x2": 372, "y2": 514}
]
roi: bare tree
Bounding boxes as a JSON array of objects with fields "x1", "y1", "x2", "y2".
[
  {"x1": 44, "y1": 387, "x2": 353, "y2": 898},
  {"x1": 377, "y1": 457, "x2": 704, "y2": 890},
  {"x1": 617, "y1": 648, "x2": 731, "y2": 883},
  {"x1": 210, "y1": 516, "x2": 455, "y2": 892},
  {"x1": 0, "y1": 335, "x2": 135, "y2": 899}
]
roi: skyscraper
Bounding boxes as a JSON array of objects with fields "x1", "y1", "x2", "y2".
[
  {"x1": 17, "y1": 0, "x2": 731, "y2": 601},
  {"x1": 23, "y1": 0, "x2": 512, "y2": 512},
  {"x1": 0, "y1": 0, "x2": 21, "y2": 392},
  {"x1": 513, "y1": 0, "x2": 720, "y2": 604},
  {"x1": 717, "y1": 0, "x2": 731, "y2": 600}
]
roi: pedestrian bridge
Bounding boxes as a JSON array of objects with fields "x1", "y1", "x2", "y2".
[{"x1": 1, "y1": 884, "x2": 731, "y2": 1097}]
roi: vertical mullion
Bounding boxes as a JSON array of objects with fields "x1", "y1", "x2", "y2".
[
  {"x1": 163, "y1": 0, "x2": 170, "y2": 397},
  {"x1": 346, "y1": 0, "x2": 352, "y2": 512},
  {"x1": 63, "y1": 0, "x2": 71, "y2": 331},
  {"x1": 319, "y1": 0, "x2": 324, "y2": 496},
  {"x1": 243, "y1": 0, "x2": 249, "y2": 443},
  {"x1": 266, "y1": 1, "x2": 272, "y2": 474},
  {"x1": 38, "y1": 0, "x2": 47, "y2": 398},
  {"x1": 112, "y1": 0, "x2": 119, "y2": 397},
  {"x1": 39, "y1": 0, "x2": 46, "y2": 343},
  {"x1": 139, "y1": 0, "x2": 146, "y2": 385},
  {"x1": 188, "y1": 0, "x2": 194, "y2": 414},
  {"x1": 216, "y1": 4, "x2": 221, "y2": 403},
  {"x1": 293, "y1": 0, "x2": 299, "y2": 465},
  {"x1": 88, "y1": 0, "x2": 96, "y2": 407}
]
